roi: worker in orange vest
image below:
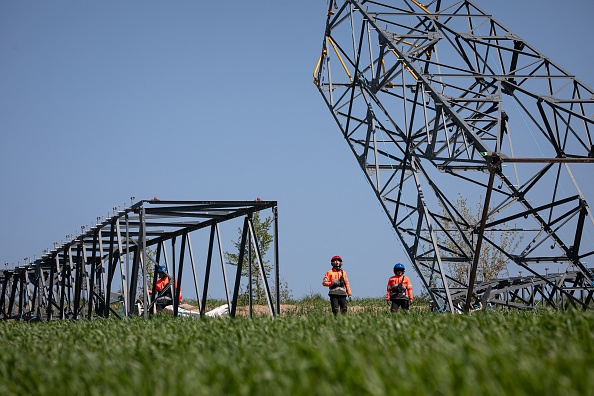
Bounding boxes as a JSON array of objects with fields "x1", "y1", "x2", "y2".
[
  {"x1": 149, "y1": 265, "x2": 182, "y2": 312},
  {"x1": 386, "y1": 263, "x2": 413, "y2": 312},
  {"x1": 322, "y1": 255, "x2": 352, "y2": 314}
]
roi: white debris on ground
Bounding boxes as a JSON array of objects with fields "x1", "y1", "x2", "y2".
[{"x1": 163, "y1": 304, "x2": 229, "y2": 318}]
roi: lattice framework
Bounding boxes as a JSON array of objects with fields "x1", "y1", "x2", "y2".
[{"x1": 315, "y1": 0, "x2": 594, "y2": 311}]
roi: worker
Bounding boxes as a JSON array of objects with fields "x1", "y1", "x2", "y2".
[
  {"x1": 386, "y1": 263, "x2": 413, "y2": 312},
  {"x1": 149, "y1": 265, "x2": 182, "y2": 312},
  {"x1": 322, "y1": 255, "x2": 352, "y2": 314}
]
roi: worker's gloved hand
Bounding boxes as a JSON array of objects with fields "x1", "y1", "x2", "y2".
[
  {"x1": 386, "y1": 299, "x2": 391, "y2": 306},
  {"x1": 348, "y1": 296, "x2": 352, "y2": 302}
]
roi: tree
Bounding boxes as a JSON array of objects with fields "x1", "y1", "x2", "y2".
[
  {"x1": 225, "y1": 212, "x2": 291, "y2": 304},
  {"x1": 141, "y1": 247, "x2": 158, "y2": 290},
  {"x1": 426, "y1": 195, "x2": 523, "y2": 286},
  {"x1": 131, "y1": 246, "x2": 158, "y2": 299}
]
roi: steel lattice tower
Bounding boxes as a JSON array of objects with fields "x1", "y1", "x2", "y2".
[
  {"x1": 315, "y1": 0, "x2": 594, "y2": 312},
  {"x1": 0, "y1": 200, "x2": 280, "y2": 321}
]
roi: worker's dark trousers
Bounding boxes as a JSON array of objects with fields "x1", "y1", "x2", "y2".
[
  {"x1": 390, "y1": 298, "x2": 410, "y2": 313},
  {"x1": 329, "y1": 295, "x2": 348, "y2": 314},
  {"x1": 156, "y1": 297, "x2": 173, "y2": 312}
]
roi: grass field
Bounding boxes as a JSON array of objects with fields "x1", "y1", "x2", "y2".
[{"x1": 1, "y1": 297, "x2": 593, "y2": 395}]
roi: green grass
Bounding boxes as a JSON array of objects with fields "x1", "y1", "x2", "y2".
[{"x1": 0, "y1": 305, "x2": 593, "y2": 395}]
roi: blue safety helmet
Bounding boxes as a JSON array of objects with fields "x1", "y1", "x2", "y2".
[
  {"x1": 393, "y1": 263, "x2": 405, "y2": 273},
  {"x1": 156, "y1": 265, "x2": 167, "y2": 274}
]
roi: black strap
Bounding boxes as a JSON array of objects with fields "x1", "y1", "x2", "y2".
[{"x1": 391, "y1": 278, "x2": 406, "y2": 296}]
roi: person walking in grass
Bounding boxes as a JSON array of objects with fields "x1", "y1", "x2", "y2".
[
  {"x1": 386, "y1": 263, "x2": 413, "y2": 312},
  {"x1": 322, "y1": 255, "x2": 352, "y2": 314}
]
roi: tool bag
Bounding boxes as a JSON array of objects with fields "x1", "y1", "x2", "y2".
[{"x1": 390, "y1": 281, "x2": 407, "y2": 300}]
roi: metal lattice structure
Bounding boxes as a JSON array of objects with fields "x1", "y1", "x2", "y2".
[
  {"x1": 315, "y1": 0, "x2": 594, "y2": 312},
  {"x1": 0, "y1": 200, "x2": 280, "y2": 321}
]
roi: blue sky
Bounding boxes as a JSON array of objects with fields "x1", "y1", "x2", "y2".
[{"x1": 1, "y1": 0, "x2": 593, "y2": 300}]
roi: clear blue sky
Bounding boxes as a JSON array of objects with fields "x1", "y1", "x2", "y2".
[{"x1": 1, "y1": 0, "x2": 593, "y2": 299}]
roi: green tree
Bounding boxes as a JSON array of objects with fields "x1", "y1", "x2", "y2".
[
  {"x1": 129, "y1": 246, "x2": 158, "y2": 299},
  {"x1": 424, "y1": 195, "x2": 523, "y2": 286},
  {"x1": 225, "y1": 212, "x2": 290, "y2": 304},
  {"x1": 142, "y1": 247, "x2": 158, "y2": 289}
]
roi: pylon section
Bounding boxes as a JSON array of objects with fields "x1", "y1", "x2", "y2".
[
  {"x1": 315, "y1": 0, "x2": 594, "y2": 311},
  {"x1": 0, "y1": 199, "x2": 279, "y2": 321}
]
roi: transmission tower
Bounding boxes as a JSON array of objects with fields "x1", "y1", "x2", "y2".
[
  {"x1": 0, "y1": 200, "x2": 280, "y2": 321},
  {"x1": 315, "y1": 0, "x2": 594, "y2": 312}
]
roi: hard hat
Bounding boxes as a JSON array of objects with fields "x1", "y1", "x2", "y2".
[
  {"x1": 393, "y1": 263, "x2": 405, "y2": 272},
  {"x1": 331, "y1": 255, "x2": 342, "y2": 262},
  {"x1": 156, "y1": 265, "x2": 167, "y2": 274}
]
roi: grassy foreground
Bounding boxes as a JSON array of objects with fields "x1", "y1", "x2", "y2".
[{"x1": 0, "y1": 301, "x2": 593, "y2": 395}]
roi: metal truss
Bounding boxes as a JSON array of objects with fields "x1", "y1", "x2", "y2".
[
  {"x1": 444, "y1": 270, "x2": 594, "y2": 313},
  {"x1": 315, "y1": 0, "x2": 594, "y2": 312},
  {"x1": 0, "y1": 200, "x2": 280, "y2": 321}
]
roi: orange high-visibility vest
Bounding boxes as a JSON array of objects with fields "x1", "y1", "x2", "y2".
[
  {"x1": 322, "y1": 268, "x2": 352, "y2": 296},
  {"x1": 156, "y1": 276, "x2": 182, "y2": 302},
  {"x1": 386, "y1": 275, "x2": 413, "y2": 300}
]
